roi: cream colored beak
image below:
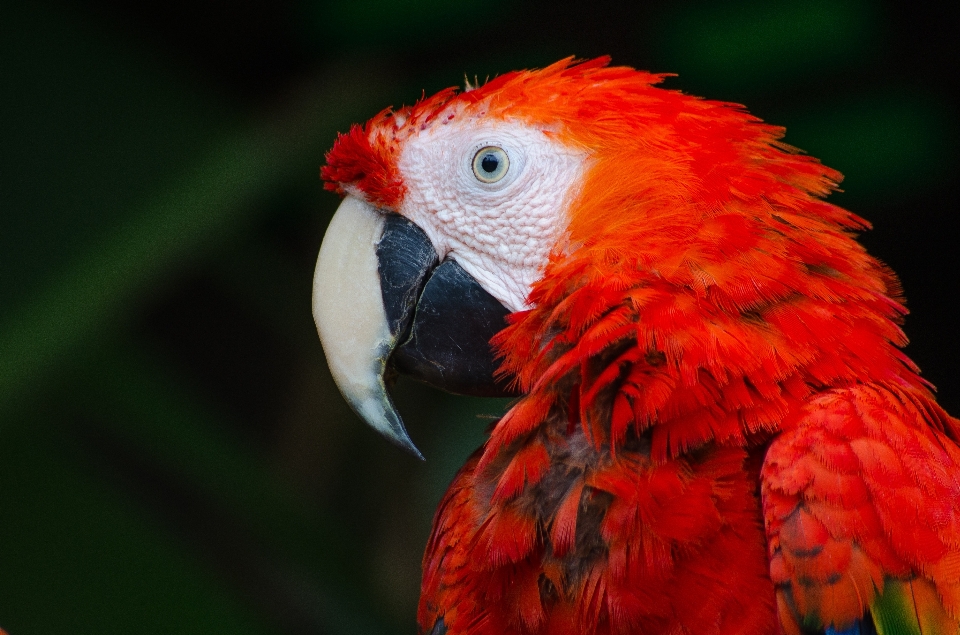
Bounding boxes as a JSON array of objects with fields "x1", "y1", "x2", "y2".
[{"x1": 312, "y1": 196, "x2": 423, "y2": 459}]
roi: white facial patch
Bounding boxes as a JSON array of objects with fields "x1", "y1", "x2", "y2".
[{"x1": 397, "y1": 119, "x2": 588, "y2": 313}]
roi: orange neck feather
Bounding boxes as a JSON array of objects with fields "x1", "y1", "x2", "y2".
[{"x1": 478, "y1": 60, "x2": 924, "y2": 464}]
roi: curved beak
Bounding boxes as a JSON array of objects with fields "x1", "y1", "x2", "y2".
[
  {"x1": 313, "y1": 196, "x2": 516, "y2": 459},
  {"x1": 312, "y1": 196, "x2": 422, "y2": 457}
]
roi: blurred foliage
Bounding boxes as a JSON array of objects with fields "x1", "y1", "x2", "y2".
[
  {"x1": 1, "y1": 0, "x2": 957, "y2": 633},
  {"x1": 656, "y1": 0, "x2": 878, "y2": 94},
  {"x1": 779, "y1": 92, "x2": 956, "y2": 202},
  {"x1": 304, "y1": 0, "x2": 507, "y2": 52}
]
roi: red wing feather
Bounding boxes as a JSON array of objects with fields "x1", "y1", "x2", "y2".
[{"x1": 762, "y1": 383, "x2": 960, "y2": 632}]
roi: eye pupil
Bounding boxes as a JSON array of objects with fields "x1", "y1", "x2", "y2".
[{"x1": 480, "y1": 154, "x2": 499, "y2": 174}]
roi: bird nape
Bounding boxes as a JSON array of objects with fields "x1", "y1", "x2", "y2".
[{"x1": 312, "y1": 58, "x2": 960, "y2": 635}]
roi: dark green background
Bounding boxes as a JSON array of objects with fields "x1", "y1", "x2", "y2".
[{"x1": 1, "y1": 0, "x2": 957, "y2": 632}]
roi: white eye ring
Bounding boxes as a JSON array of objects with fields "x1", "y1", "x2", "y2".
[{"x1": 472, "y1": 146, "x2": 510, "y2": 183}]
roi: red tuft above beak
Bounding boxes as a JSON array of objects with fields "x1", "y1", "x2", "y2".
[{"x1": 321, "y1": 113, "x2": 406, "y2": 210}]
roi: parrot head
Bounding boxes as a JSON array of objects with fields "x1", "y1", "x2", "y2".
[{"x1": 314, "y1": 57, "x2": 901, "y2": 460}]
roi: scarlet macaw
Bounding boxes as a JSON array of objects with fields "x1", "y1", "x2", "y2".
[{"x1": 313, "y1": 58, "x2": 960, "y2": 635}]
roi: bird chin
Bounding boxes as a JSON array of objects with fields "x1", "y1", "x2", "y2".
[{"x1": 313, "y1": 195, "x2": 517, "y2": 459}]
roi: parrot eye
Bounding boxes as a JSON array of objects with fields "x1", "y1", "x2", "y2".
[{"x1": 472, "y1": 146, "x2": 510, "y2": 183}]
